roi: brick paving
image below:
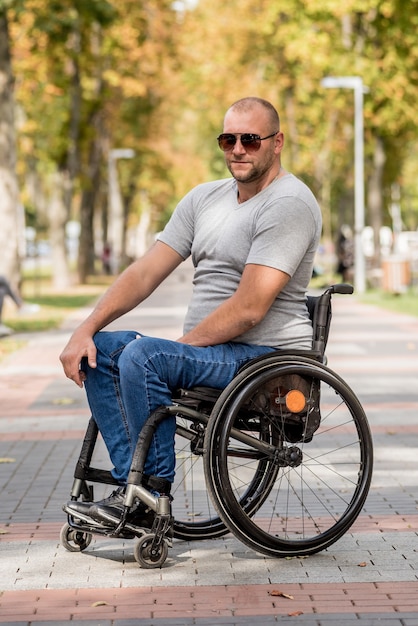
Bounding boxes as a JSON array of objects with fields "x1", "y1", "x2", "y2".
[{"x1": 1, "y1": 265, "x2": 418, "y2": 624}]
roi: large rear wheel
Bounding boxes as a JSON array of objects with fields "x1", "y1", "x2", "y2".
[
  {"x1": 171, "y1": 399, "x2": 280, "y2": 541},
  {"x1": 204, "y1": 356, "x2": 373, "y2": 557}
]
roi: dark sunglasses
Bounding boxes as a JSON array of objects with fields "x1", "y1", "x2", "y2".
[{"x1": 217, "y1": 131, "x2": 279, "y2": 152}]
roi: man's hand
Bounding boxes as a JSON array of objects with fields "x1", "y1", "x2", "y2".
[{"x1": 59, "y1": 329, "x2": 97, "y2": 388}]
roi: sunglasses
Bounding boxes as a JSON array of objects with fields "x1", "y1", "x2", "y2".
[{"x1": 217, "y1": 131, "x2": 279, "y2": 152}]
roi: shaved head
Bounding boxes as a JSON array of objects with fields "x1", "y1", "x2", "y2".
[{"x1": 227, "y1": 97, "x2": 280, "y2": 132}]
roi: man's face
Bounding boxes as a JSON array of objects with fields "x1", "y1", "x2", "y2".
[{"x1": 221, "y1": 106, "x2": 283, "y2": 184}]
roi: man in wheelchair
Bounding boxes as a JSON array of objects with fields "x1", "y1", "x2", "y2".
[{"x1": 60, "y1": 96, "x2": 322, "y2": 532}]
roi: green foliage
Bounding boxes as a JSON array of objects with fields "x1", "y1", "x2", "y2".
[{"x1": 3, "y1": 0, "x2": 418, "y2": 275}]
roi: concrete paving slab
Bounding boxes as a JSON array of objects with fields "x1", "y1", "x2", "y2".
[{"x1": 1, "y1": 265, "x2": 418, "y2": 623}]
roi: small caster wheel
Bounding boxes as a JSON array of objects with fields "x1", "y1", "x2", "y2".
[
  {"x1": 60, "y1": 523, "x2": 92, "y2": 552},
  {"x1": 134, "y1": 533, "x2": 169, "y2": 569}
]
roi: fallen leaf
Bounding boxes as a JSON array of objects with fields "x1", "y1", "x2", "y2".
[
  {"x1": 0, "y1": 528, "x2": 9, "y2": 534},
  {"x1": 52, "y1": 397, "x2": 75, "y2": 405},
  {"x1": 288, "y1": 610, "x2": 304, "y2": 616},
  {"x1": 91, "y1": 601, "x2": 110, "y2": 607},
  {"x1": 269, "y1": 590, "x2": 294, "y2": 599},
  {"x1": 0, "y1": 458, "x2": 16, "y2": 463}
]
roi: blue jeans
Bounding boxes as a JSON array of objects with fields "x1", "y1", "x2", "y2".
[{"x1": 83, "y1": 331, "x2": 275, "y2": 485}]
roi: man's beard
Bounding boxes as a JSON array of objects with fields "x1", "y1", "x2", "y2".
[{"x1": 227, "y1": 155, "x2": 274, "y2": 184}]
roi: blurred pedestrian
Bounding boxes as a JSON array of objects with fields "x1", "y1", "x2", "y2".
[
  {"x1": 336, "y1": 225, "x2": 354, "y2": 282},
  {"x1": 101, "y1": 242, "x2": 113, "y2": 275},
  {"x1": 0, "y1": 276, "x2": 23, "y2": 336}
]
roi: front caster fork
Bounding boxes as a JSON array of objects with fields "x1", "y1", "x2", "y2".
[{"x1": 133, "y1": 511, "x2": 173, "y2": 569}]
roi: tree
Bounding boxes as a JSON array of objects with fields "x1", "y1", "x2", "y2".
[
  {"x1": 4, "y1": 0, "x2": 418, "y2": 292},
  {"x1": 0, "y1": 4, "x2": 20, "y2": 289},
  {"x1": 27, "y1": 0, "x2": 117, "y2": 287},
  {"x1": 11, "y1": 0, "x2": 183, "y2": 283}
]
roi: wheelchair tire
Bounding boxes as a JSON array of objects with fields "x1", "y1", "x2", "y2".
[
  {"x1": 204, "y1": 355, "x2": 373, "y2": 557},
  {"x1": 60, "y1": 522, "x2": 92, "y2": 552},
  {"x1": 134, "y1": 534, "x2": 169, "y2": 569}
]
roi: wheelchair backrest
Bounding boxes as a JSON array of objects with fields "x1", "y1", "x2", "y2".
[{"x1": 307, "y1": 283, "x2": 353, "y2": 357}]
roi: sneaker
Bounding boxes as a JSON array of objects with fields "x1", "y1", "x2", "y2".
[
  {"x1": 63, "y1": 487, "x2": 127, "y2": 522},
  {"x1": 63, "y1": 500, "x2": 92, "y2": 518},
  {"x1": 89, "y1": 489, "x2": 155, "y2": 529},
  {"x1": 18, "y1": 303, "x2": 40, "y2": 315},
  {"x1": 63, "y1": 486, "x2": 160, "y2": 529}
]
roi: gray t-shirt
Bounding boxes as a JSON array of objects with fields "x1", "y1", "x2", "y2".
[{"x1": 158, "y1": 173, "x2": 322, "y2": 349}]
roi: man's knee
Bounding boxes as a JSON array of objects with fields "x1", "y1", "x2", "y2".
[
  {"x1": 119, "y1": 335, "x2": 161, "y2": 364},
  {"x1": 94, "y1": 330, "x2": 138, "y2": 356},
  {"x1": 118, "y1": 336, "x2": 177, "y2": 376}
]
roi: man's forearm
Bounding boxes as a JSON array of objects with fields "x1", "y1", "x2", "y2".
[{"x1": 177, "y1": 298, "x2": 260, "y2": 347}]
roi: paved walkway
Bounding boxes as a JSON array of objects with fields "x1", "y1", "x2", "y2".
[{"x1": 1, "y1": 264, "x2": 418, "y2": 625}]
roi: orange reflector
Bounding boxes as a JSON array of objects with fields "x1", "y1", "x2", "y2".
[{"x1": 285, "y1": 389, "x2": 306, "y2": 413}]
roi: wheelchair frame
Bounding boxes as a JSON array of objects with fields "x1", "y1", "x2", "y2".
[{"x1": 61, "y1": 284, "x2": 373, "y2": 568}]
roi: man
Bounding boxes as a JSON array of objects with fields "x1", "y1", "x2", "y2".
[{"x1": 61, "y1": 96, "x2": 322, "y2": 528}]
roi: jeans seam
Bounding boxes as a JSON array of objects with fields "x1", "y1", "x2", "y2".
[{"x1": 109, "y1": 345, "x2": 133, "y2": 450}]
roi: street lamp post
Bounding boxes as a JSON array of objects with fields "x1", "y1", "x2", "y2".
[
  {"x1": 321, "y1": 76, "x2": 368, "y2": 294},
  {"x1": 107, "y1": 148, "x2": 135, "y2": 273}
]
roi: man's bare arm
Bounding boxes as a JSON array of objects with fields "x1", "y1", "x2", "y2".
[
  {"x1": 60, "y1": 241, "x2": 184, "y2": 386},
  {"x1": 178, "y1": 263, "x2": 290, "y2": 346}
]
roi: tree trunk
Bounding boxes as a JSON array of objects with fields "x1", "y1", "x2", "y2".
[
  {"x1": 0, "y1": 11, "x2": 20, "y2": 289},
  {"x1": 78, "y1": 25, "x2": 105, "y2": 283},
  {"x1": 367, "y1": 135, "x2": 386, "y2": 268},
  {"x1": 283, "y1": 87, "x2": 299, "y2": 171},
  {"x1": 315, "y1": 109, "x2": 339, "y2": 246},
  {"x1": 48, "y1": 171, "x2": 71, "y2": 290},
  {"x1": 78, "y1": 112, "x2": 104, "y2": 283},
  {"x1": 51, "y1": 26, "x2": 82, "y2": 290}
]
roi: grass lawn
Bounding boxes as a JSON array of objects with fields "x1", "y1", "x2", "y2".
[
  {"x1": 6, "y1": 282, "x2": 108, "y2": 333},
  {"x1": 360, "y1": 288, "x2": 418, "y2": 318},
  {"x1": 310, "y1": 271, "x2": 418, "y2": 318}
]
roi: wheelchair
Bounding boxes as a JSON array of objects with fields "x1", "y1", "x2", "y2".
[{"x1": 61, "y1": 283, "x2": 373, "y2": 568}]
